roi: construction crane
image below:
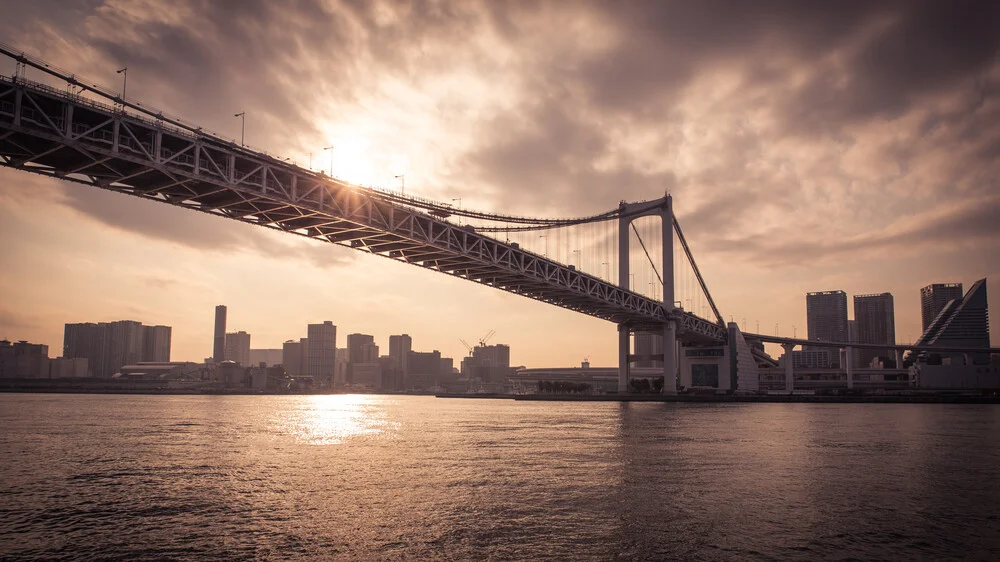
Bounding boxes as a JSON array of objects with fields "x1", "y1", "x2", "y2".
[
  {"x1": 459, "y1": 339, "x2": 474, "y2": 356},
  {"x1": 478, "y1": 330, "x2": 496, "y2": 347}
]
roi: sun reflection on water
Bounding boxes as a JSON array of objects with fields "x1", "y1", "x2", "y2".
[{"x1": 279, "y1": 394, "x2": 400, "y2": 445}]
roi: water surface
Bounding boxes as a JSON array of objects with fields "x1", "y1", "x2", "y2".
[{"x1": 1, "y1": 394, "x2": 998, "y2": 560}]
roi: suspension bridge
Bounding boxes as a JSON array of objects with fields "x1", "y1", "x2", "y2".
[{"x1": 1, "y1": 44, "x2": 772, "y2": 393}]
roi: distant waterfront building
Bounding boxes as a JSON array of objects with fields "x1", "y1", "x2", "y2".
[
  {"x1": 282, "y1": 340, "x2": 303, "y2": 377},
  {"x1": 388, "y1": 334, "x2": 412, "y2": 377},
  {"x1": 49, "y1": 357, "x2": 88, "y2": 378},
  {"x1": 634, "y1": 331, "x2": 663, "y2": 368},
  {"x1": 806, "y1": 290, "x2": 848, "y2": 367},
  {"x1": 335, "y1": 347, "x2": 348, "y2": 386},
  {"x1": 107, "y1": 321, "x2": 145, "y2": 376},
  {"x1": 0, "y1": 339, "x2": 50, "y2": 378},
  {"x1": 921, "y1": 283, "x2": 963, "y2": 332},
  {"x1": 224, "y1": 331, "x2": 251, "y2": 366},
  {"x1": 462, "y1": 343, "x2": 511, "y2": 383},
  {"x1": 141, "y1": 325, "x2": 172, "y2": 362},
  {"x1": 307, "y1": 322, "x2": 337, "y2": 387},
  {"x1": 248, "y1": 348, "x2": 282, "y2": 367},
  {"x1": 64, "y1": 322, "x2": 108, "y2": 377},
  {"x1": 407, "y1": 349, "x2": 443, "y2": 389},
  {"x1": 914, "y1": 278, "x2": 990, "y2": 365},
  {"x1": 213, "y1": 305, "x2": 227, "y2": 363},
  {"x1": 346, "y1": 333, "x2": 378, "y2": 384},
  {"x1": 854, "y1": 293, "x2": 895, "y2": 368}
]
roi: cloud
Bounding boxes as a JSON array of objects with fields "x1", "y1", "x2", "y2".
[{"x1": 2, "y1": 0, "x2": 998, "y2": 355}]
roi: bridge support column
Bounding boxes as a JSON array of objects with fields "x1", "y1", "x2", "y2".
[
  {"x1": 663, "y1": 320, "x2": 677, "y2": 393},
  {"x1": 782, "y1": 343, "x2": 795, "y2": 391},
  {"x1": 662, "y1": 194, "x2": 676, "y2": 394},
  {"x1": 845, "y1": 346, "x2": 854, "y2": 389},
  {"x1": 618, "y1": 324, "x2": 630, "y2": 393}
]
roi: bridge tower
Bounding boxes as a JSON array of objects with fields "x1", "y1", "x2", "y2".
[{"x1": 618, "y1": 194, "x2": 675, "y2": 394}]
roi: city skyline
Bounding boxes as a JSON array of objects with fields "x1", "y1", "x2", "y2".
[{"x1": 1, "y1": 1, "x2": 998, "y2": 367}]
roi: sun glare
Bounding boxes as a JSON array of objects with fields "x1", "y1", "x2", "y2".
[{"x1": 277, "y1": 394, "x2": 400, "y2": 445}]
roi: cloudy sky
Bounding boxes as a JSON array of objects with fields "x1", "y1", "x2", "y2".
[{"x1": 1, "y1": 0, "x2": 997, "y2": 366}]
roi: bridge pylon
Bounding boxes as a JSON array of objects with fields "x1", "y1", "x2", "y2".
[{"x1": 617, "y1": 194, "x2": 676, "y2": 393}]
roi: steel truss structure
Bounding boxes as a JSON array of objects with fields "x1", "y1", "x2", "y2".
[{"x1": 0, "y1": 72, "x2": 726, "y2": 344}]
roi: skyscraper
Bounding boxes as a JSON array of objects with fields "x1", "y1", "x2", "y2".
[
  {"x1": 141, "y1": 325, "x2": 172, "y2": 362},
  {"x1": 213, "y1": 305, "x2": 227, "y2": 363},
  {"x1": 921, "y1": 283, "x2": 963, "y2": 332},
  {"x1": 915, "y1": 278, "x2": 990, "y2": 364},
  {"x1": 224, "y1": 331, "x2": 251, "y2": 366},
  {"x1": 282, "y1": 339, "x2": 303, "y2": 377},
  {"x1": 307, "y1": 322, "x2": 337, "y2": 387},
  {"x1": 388, "y1": 334, "x2": 412, "y2": 376},
  {"x1": 854, "y1": 293, "x2": 895, "y2": 367},
  {"x1": 806, "y1": 290, "x2": 848, "y2": 366},
  {"x1": 64, "y1": 322, "x2": 108, "y2": 377}
]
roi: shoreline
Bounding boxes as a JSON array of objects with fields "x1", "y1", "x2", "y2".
[{"x1": 2, "y1": 388, "x2": 997, "y2": 404}]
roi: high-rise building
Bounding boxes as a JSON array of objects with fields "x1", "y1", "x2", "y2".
[
  {"x1": 282, "y1": 339, "x2": 303, "y2": 377},
  {"x1": 388, "y1": 334, "x2": 412, "y2": 376},
  {"x1": 462, "y1": 343, "x2": 511, "y2": 383},
  {"x1": 634, "y1": 331, "x2": 663, "y2": 368},
  {"x1": 105, "y1": 320, "x2": 144, "y2": 376},
  {"x1": 307, "y1": 322, "x2": 337, "y2": 387},
  {"x1": 806, "y1": 290, "x2": 848, "y2": 366},
  {"x1": 807, "y1": 290, "x2": 849, "y2": 343},
  {"x1": 915, "y1": 278, "x2": 990, "y2": 364},
  {"x1": 854, "y1": 293, "x2": 895, "y2": 367},
  {"x1": 64, "y1": 322, "x2": 108, "y2": 377},
  {"x1": 346, "y1": 333, "x2": 378, "y2": 385},
  {"x1": 213, "y1": 305, "x2": 227, "y2": 363},
  {"x1": 921, "y1": 283, "x2": 963, "y2": 332},
  {"x1": 141, "y1": 325, "x2": 172, "y2": 362},
  {"x1": 407, "y1": 349, "x2": 443, "y2": 389},
  {"x1": 224, "y1": 331, "x2": 251, "y2": 366}
]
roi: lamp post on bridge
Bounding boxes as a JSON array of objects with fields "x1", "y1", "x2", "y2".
[
  {"x1": 395, "y1": 174, "x2": 405, "y2": 195},
  {"x1": 116, "y1": 66, "x2": 127, "y2": 108},
  {"x1": 234, "y1": 112, "x2": 245, "y2": 146},
  {"x1": 323, "y1": 145, "x2": 334, "y2": 176},
  {"x1": 539, "y1": 235, "x2": 547, "y2": 257},
  {"x1": 572, "y1": 249, "x2": 580, "y2": 268}
]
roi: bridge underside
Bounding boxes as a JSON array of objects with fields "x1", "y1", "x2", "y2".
[{"x1": 0, "y1": 74, "x2": 728, "y2": 347}]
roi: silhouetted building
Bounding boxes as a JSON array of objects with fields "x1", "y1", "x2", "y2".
[
  {"x1": 462, "y1": 343, "x2": 511, "y2": 383},
  {"x1": 0, "y1": 339, "x2": 50, "y2": 378},
  {"x1": 282, "y1": 339, "x2": 303, "y2": 377},
  {"x1": 634, "y1": 331, "x2": 663, "y2": 368},
  {"x1": 224, "y1": 331, "x2": 251, "y2": 366},
  {"x1": 307, "y1": 322, "x2": 336, "y2": 387},
  {"x1": 213, "y1": 305, "x2": 227, "y2": 363},
  {"x1": 141, "y1": 325, "x2": 171, "y2": 362},
  {"x1": 854, "y1": 293, "x2": 895, "y2": 368},
  {"x1": 921, "y1": 283, "x2": 963, "y2": 332},
  {"x1": 64, "y1": 322, "x2": 108, "y2": 377},
  {"x1": 914, "y1": 278, "x2": 990, "y2": 364},
  {"x1": 248, "y1": 348, "x2": 282, "y2": 367},
  {"x1": 379, "y1": 355, "x2": 402, "y2": 390},
  {"x1": 346, "y1": 333, "x2": 378, "y2": 384},
  {"x1": 49, "y1": 357, "x2": 88, "y2": 378},
  {"x1": 806, "y1": 290, "x2": 848, "y2": 366},
  {"x1": 408, "y1": 349, "x2": 443, "y2": 389},
  {"x1": 388, "y1": 334, "x2": 412, "y2": 377}
]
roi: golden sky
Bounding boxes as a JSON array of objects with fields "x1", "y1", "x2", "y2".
[{"x1": 1, "y1": 0, "x2": 997, "y2": 365}]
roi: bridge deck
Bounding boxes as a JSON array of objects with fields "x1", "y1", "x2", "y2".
[{"x1": 0, "y1": 74, "x2": 726, "y2": 344}]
